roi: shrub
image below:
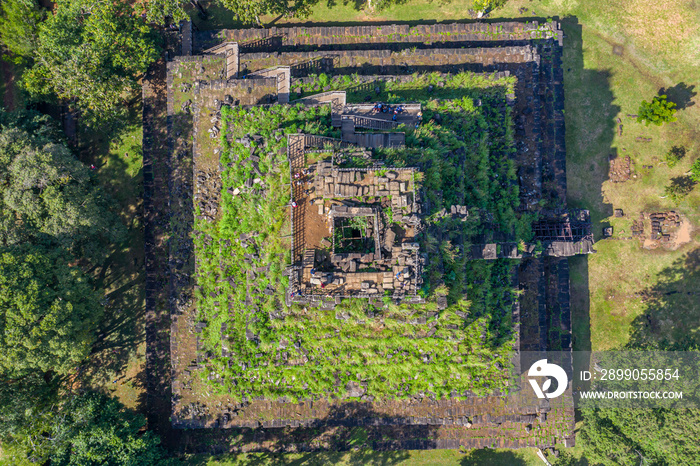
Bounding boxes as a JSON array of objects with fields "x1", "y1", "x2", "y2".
[
  {"x1": 637, "y1": 95, "x2": 677, "y2": 126},
  {"x1": 664, "y1": 145, "x2": 686, "y2": 168},
  {"x1": 472, "y1": 0, "x2": 508, "y2": 13},
  {"x1": 318, "y1": 73, "x2": 330, "y2": 88},
  {"x1": 664, "y1": 176, "x2": 696, "y2": 204},
  {"x1": 689, "y1": 159, "x2": 700, "y2": 183}
]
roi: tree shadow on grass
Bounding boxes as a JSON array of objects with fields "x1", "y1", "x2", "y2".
[
  {"x1": 460, "y1": 448, "x2": 529, "y2": 465},
  {"x1": 68, "y1": 91, "x2": 147, "y2": 409},
  {"x1": 557, "y1": 16, "x2": 618, "y2": 422},
  {"x1": 658, "y1": 82, "x2": 696, "y2": 110},
  {"x1": 77, "y1": 266, "x2": 146, "y2": 387},
  {"x1": 626, "y1": 247, "x2": 700, "y2": 350},
  {"x1": 76, "y1": 197, "x2": 146, "y2": 411},
  {"x1": 174, "y1": 403, "x2": 432, "y2": 463},
  {"x1": 665, "y1": 175, "x2": 698, "y2": 202},
  {"x1": 558, "y1": 16, "x2": 617, "y2": 236}
]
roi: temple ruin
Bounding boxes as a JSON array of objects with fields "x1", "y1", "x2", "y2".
[{"x1": 150, "y1": 19, "x2": 595, "y2": 452}]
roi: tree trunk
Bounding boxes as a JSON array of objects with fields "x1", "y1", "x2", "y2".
[{"x1": 190, "y1": 0, "x2": 208, "y2": 19}]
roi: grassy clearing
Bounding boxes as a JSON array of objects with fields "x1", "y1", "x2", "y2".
[
  {"x1": 272, "y1": 0, "x2": 468, "y2": 25},
  {"x1": 76, "y1": 106, "x2": 146, "y2": 410},
  {"x1": 190, "y1": 0, "x2": 471, "y2": 29},
  {"x1": 499, "y1": 0, "x2": 700, "y2": 351},
  {"x1": 583, "y1": 240, "x2": 696, "y2": 350}
]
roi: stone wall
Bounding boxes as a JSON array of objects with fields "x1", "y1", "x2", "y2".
[
  {"x1": 194, "y1": 21, "x2": 562, "y2": 52},
  {"x1": 239, "y1": 46, "x2": 536, "y2": 76},
  {"x1": 167, "y1": 18, "x2": 577, "y2": 451}
]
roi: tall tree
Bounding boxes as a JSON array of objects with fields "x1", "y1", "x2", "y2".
[
  {"x1": 220, "y1": 0, "x2": 320, "y2": 23},
  {"x1": 49, "y1": 392, "x2": 165, "y2": 466},
  {"x1": 0, "y1": 0, "x2": 44, "y2": 63},
  {"x1": 1, "y1": 388, "x2": 165, "y2": 465},
  {"x1": 136, "y1": 0, "x2": 320, "y2": 26},
  {"x1": 0, "y1": 244, "x2": 103, "y2": 380},
  {"x1": 580, "y1": 407, "x2": 700, "y2": 466},
  {"x1": 0, "y1": 110, "x2": 126, "y2": 261},
  {"x1": 22, "y1": 0, "x2": 160, "y2": 122},
  {"x1": 0, "y1": 371, "x2": 61, "y2": 462},
  {"x1": 0, "y1": 109, "x2": 158, "y2": 464}
]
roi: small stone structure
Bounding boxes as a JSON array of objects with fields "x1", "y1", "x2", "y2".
[{"x1": 291, "y1": 147, "x2": 423, "y2": 299}]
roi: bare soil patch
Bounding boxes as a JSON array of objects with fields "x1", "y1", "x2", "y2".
[
  {"x1": 304, "y1": 197, "x2": 332, "y2": 250},
  {"x1": 674, "y1": 219, "x2": 693, "y2": 247},
  {"x1": 608, "y1": 155, "x2": 632, "y2": 182}
]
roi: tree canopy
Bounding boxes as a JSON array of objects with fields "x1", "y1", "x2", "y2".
[
  {"x1": 0, "y1": 244, "x2": 103, "y2": 380},
  {"x1": 22, "y1": 0, "x2": 160, "y2": 122},
  {"x1": 217, "y1": 0, "x2": 319, "y2": 24},
  {"x1": 136, "y1": 0, "x2": 323, "y2": 26},
  {"x1": 135, "y1": 0, "x2": 189, "y2": 25},
  {"x1": 1, "y1": 389, "x2": 164, "y2": 465},
  {"x1": 580, "y1": 407, "x2": 700, "y2": 466},
  {"x1": 0, "y1": 108, "x2": 159, "y2": 463},
  {"x1": 0, "y1": 371, "x2": 60, "y2": 457},
  {"x1": 689, "y1": 159, "x2": 700, "y2": 183},
  {"x1": 0, "y1": 110, "x2": 126, "y2": 261},
  {"x1": 0, "y1": 0, "x2": 44, "y2": 64},
  {"x1": 49, "y1": 392, "x2": 164, "y2": 466},
  {"x1": 663, "y1": 145, "x2": 686, "y2": 168}
]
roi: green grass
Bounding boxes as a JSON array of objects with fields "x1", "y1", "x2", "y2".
[
  {"x1": 497, "y1": 0, "x2": 700, "y2": 352},
  {"x1": 183, "y1": 447, "x2": 544, "y2": 465},
  {"x1": 191, "y1": 0, "x2": 477, "y2": 29},
  {"x1": 76, "y1": 105, "x2": 146, "y2": 410},
  {"x1": 582, "y1": 240, "x2": 696, "y2": 350},
  {"x1": 276, "y1": 0, "x2": 468, "y2": 24}
]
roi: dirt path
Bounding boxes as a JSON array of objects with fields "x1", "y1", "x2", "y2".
[{"x1": 674, "y1": 219, "x2": 692, "y2": 246}]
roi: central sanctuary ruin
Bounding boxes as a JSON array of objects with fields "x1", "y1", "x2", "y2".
[{"x1": 155, "y1": 19, "x2": 595, "y2": 452}]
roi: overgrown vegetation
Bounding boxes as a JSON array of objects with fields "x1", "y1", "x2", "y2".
[
  {"x1": 193, "y1": 73, "x2": 522, "y2": 402},
  {"x1": 334, "y1": 217, "x2": 374, "y2": 254}
]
